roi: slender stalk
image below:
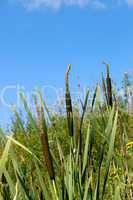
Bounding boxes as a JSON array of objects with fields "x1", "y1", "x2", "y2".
[
  {"x1": 103, "y1": 62, "x2": 113, "y2": 107},
  {"x1": 106, "y1": 63, "x2": 113, "y2": 107},
  {"x1": 34, "y1": 96, "x2": 55, "y2": 181},
  {"x1": 65, "y1": 64, "x2": 73, "y2": 137}
]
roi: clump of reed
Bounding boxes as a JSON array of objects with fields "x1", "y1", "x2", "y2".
[{"x1": 1, "y1": 63, "x2": 133, "y2": 200}]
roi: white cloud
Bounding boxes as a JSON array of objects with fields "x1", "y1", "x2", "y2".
[
  {"x1": 91, "y1": 0, "x2": 106, "y2": 9},
  {"x1": 64, "y1": 0, "x2": 89, "y2": 7},
  {"x1": 13, "y1": 0, "x2": 133, "y2": 10},
  {"x1": 18, "y1": 0, "x2": 62, "y2": 9},
  {"x1": 16, "y1": 0, "x2": 107, "y2": 10}
]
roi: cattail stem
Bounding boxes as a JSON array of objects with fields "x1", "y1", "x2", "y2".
[
  {"x1": 106, "y1": 64, "x2": 112, "y2": 107},
  {"x1": 65, "y1": 64, "x2": 74, "y2": 136},
  {"x1": 103, "y1": 62, "x2": 113, "y2": 107},
  {"x1": 34, "y1": 96, "x2": 55, "y2": 181}
]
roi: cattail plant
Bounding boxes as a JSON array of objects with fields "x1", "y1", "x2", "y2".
[
  {"x1": 2, "y1": 64, "x2": 133, "y2": 200},
  {"x1": 103, "y1": 62, "x2": 113, "y2": 107},
  {"x1": 34, "y1": 95, "x2": 55, "y2": 181},
  {"x1": 106, "y1": 62, "x2": 113, "y2": 107},
  {"x1": 65, "y1": 64, "x2": 73, "y2": 136}
]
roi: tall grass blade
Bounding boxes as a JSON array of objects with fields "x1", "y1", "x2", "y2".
[
  {"x1": 102, "y1": 109, "x2": 118, "y2": 199},
  {"x1": 82, "y1": 122, "x2": 90, "y2": 175}
]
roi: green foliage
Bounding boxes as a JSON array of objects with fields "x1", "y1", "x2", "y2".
[{"x1": 1, "y1": 64, "x2": 133, "y2": 199}]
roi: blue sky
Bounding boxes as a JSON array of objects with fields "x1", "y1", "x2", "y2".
[{"x1": 0, "y1": 0, "x2": 133, "y2": 126}]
